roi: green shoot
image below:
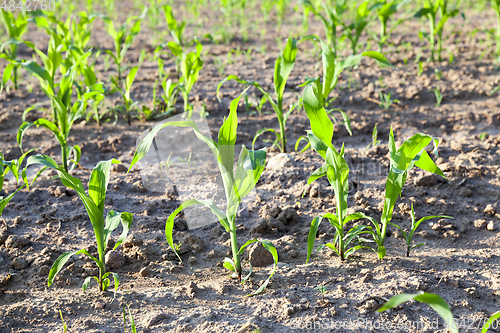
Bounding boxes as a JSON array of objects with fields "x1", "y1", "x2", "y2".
[
  {"x1": 59, "y1": 310, "x2": 67, "y2": 333},
  {"x1": 379, "y1": 91, "x2": 399, "y2": 110},
  {"x1": 217, "y1": 38, "x2": 298, "y2": 153},
  {"x1": 128, "y1": 90, "x2": 278, "y2": 296},
  {"x1": 378, "y1": 291, "x2": 458, "y2": 333},
  {"x1": 483, "y1": 311, "x2": 500, "y2": 333},
  {"x1": 415, "y1": 0, "x2": 460, "y2": 62},
  {"x1": 342, "y1": 1, "x2": 372, "y2": 54},
  {"x1": 163, "y1": 5, "x2": 186, "y2": 46},
  {"x1": 303, "y1": 84, "x2": 373, "y2": 262},
  {"x1": 366, "y1": 124, "x2": 381, "y2": 149},
  {"x1": 103, "y1": 7, "x2": 147, "y2": 81},
  {"x1": 26, "y1": 155, "x2": 133, "y2": 295},
  {"x1": 301, "y1": 0, "x2": 347, "y2": 57},
  {"x1": 432, "y1": 87, "x2": 443, "y2": 106},
  {"x1": 160, "y1": 77, "x2": 179, "y2": 116},
  {"x1": 178, "y1": 152, "x2": 195, "y2": 169},
  {"x1": 418, "y1": 61, "x2": 425, "y2": 76},
  {"x1": 372, "y1": 0, "x2": 408, "y2": 52},
  {"x1": 314, "y1": 285, "x2": 328, "y2": 300},
  {"x1": 0, "y1": 9, "x2": 29, "y2": 90},
  {"x1": 491, "y1": 0, "x2": 500, "y2": 60},
  {"x1": 434, "y1": 68, "x2": 443, "y2": 80},
  {"x1": 166, "y1": 40, "x2": 204, "y2": 119},
  {"x1": 390, "y1": 203, "x2": 452, "y2": 257},
  {"x1": 364, "y1": 128, "x2": 445, "y2": 259},
  {"x1": 123, "y1": 304, "x2": 137, "y2": 333},
  {"x1": 112, "y1": 66, "x2": 139, "y2": 125},
  {"x1": 479, "y1": 132, "x2": 489, "y2": 141}
]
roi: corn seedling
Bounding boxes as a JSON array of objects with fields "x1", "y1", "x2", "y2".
[
  {"x1": 342, "y1": 1, "x2": 373, "y2": 55},
  {"x1": 364, "y1": 128, "x2": 445, "y2": 259},
  {"x1": 103, "y1": 7, "x2": 147, "y2": 81},
  {"x1": 0, "y1": 150, "x2": 37, "y2": 217},
  {"x1": 301, "y1": 0, "x2": 347, "y2": 57},
  {"x1": 0, "y1": 9, "x2": 31, "y2": 91},
  {"x1": 128, "y1": 90, "x2": 278, "y2": 295},
  {"x1": 303, "y1": 85, "x2": 373, "y2": 261},
  {"x1": 13, "y1": 51, "x2": 102, "y2": 172},
  {"x1": 112, "y1": 66, "x2": 140, "y2": 125},
  {"x1": 217, "y1": 38, "x2": 298, "y2": 153},
  {"x1": 314, "y1": 285, "x2": 328, "y2": 300},
  {"x1": 379, "y1": 91, "x2": 399, "y2": 109},
  {"x1": 366, "y1": 124, "x2": 381, "y2": 149},
  {"x1": 479, "y1": 132, "x2": 489, "y2": 141},
  {"x1": 26, "y1": 155, "x2": 133, "y2": 294},
  {"x1": 59, "y1": 310, "x2": 67, "y2": 333},
  {"x1": 378, "y1": 291, "x2": 458, "y2": 333},
  {"x1": 434, "y1": 68, "x2": 443, "y2": 80},
  {"x1": 166, "y1": 40, "x2": 204, "y2": 119},
  {"x1": 163, "y1": 5, "x2": 186, "y2": 46},
  {"x1": 371, "y1": 0, "x2": 408, "y2": 52},
  {"x1": 122, "y1": 304, "x2": 137, "y2": 333},
  {"x1": 415, "y1": 0, "x2": 460, "y2": 62},
  {"x1": 390, "y1": 203, "x2": 451, "y2": 257},
  {"x1": 160, "y1": 76, "x2": 179, "y2": 115},
  {"x1": 432, "y1": 87, "x2": 443, "y2": 106}
]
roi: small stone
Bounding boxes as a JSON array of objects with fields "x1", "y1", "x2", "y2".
[
  {"x1": 39, "y1": 265, "x2": 50, "y2": 277},
  {"x1": 266, "y1": 153, "x2": 295, "y2": 170},
  {"x1": 188, "y1": 256, "x2": 197, "y2": 265},
  {"x1": 277, "y1": 207, "x2": 300, "y2": 225},
  {"x1": 250, "y1": 218, "x2": 270, "y2": 235},
  {"x1": 105, "y1": 250, "x2": 126, "y2": 269},
  {"x1": 309, "y1": 183, "x2": 319, "y2": 197},
  {"x1": 414, "y1": 174, "x2": 437, "y2": 187},
  {"x1": 139, "y1": 267, "x2": 151, "y2": 277},
  {"x1": 170, "y1": 265, "x2": 183, "y2": 273},
  {"x1": 459, "y1": 187, "x2": 472, "y2": 197},
  {"x1": 176, "y1": 232, "x2": 206, "y2": 253},
  {"x1": 248, "y1": 243, "x2": 274, "y2": 267},
  {"x1": 285, "y1": 293, "x2": 301, "y2": 304},
  {"x1": 143, "y1": 312, "x2": 168, "y2": 328},
  {"x1": 12, "y1": 257, "x2": 28, "y2": 270},
  {"x1": 474, "y1": 219, "x2": 487, "y2": 229},
  {"x1": 487, "y1": 221, "x2": 495, "y2": 231},
  {"x1": 5, "y1": 235, "x2": 28, "y2": 248},
  {"x1": 267, "y1": 217, "x2": 286, "y2": 232},
  {"x1": 185, "y1": 281, "x2": 199, "y2": 297},
  {"x1": 94, "y1": 302, "x2": 106, "y2": 309},
  {"x1": 484, "y1": 204, "x2": 495, "y2": 215},
  {"x1": 84, "y1": 319, "x2": 97, "y2": 329}
]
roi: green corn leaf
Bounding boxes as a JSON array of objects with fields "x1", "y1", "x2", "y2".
[
  {"x1": 482, "y1": 311, "x2": 500, "y2": 333},
  {"x1": 218, "y1": 91, "x2": 240, "y2": 178},
  {"x1": 0, "y1": 184, "x2": 26, "y2": 216},
  {"x1": 306, "y1": 216, "x2": 323, "y2": 264},
  {"x1": 233, "y1": 146, "x2": 266, "y2": 204},
  {"x1": 274, "y1": 38, "x2": 297, "y2": 106},
  {"x1": 252, "y1": 128, "x2": 279, "y2": 151},
  {"x1": 127, "y1": 304, "x2": 137, "y2": 333},
  {"x1": 48, "y1": 249, "x2": 89, "y2": 287},
  {"x1": 307, "y1": 164, "x2": 328, "y2": 185},
  {"x1": 88, "y1": 159, "x2": 121, "y2": 213},
  {"x1": 303, "y1": 85, "x2": 333, "y2": 148},
  {"x1": 17, "y1": 120, "x2": 66, "y2": 153},
  {"x1": 82, "y1": 276, "x2": 93, "y2": 291},
  {"x1": 378, "y1": 292, "x2": 457, "y2": 333},
  {"x1": 223, "y1": 258, "x2": 236, "y2": 272},
  {"x1": 344, "y1": 245, "x2": 372, "y2": 258},
  {"x1": 165, "y1": 199, "x2": 229, "y2": 262}
]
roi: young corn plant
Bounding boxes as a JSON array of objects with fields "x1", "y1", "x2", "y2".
[
  {"x1": 366, "y1": 124, "x2": 381, "y2": 149},
  {"x1": 112, "y1": 66, "x2": 139, "y2": 125},
  {"x1": 415, "y1": 0, "x2": 460, "y2": 62},
  {"x1": 364, "y1": 128, "x2": 446, "y2": 259},
  {"x1": 0, "y1": 9, "x2": 30, "y2": 91},
  {"x1": 342, "y1": 1, "x2": 373, "y2": 55},
  {"x1": 379, "y1": 91, "x2": 399, "y2": 109},
  {"x1": 122, "y1": 305, "x2": 137, "y2": 333},
  {"x1": 378, "y1": 291, "x2": 458, "y2": 333},
  {"x1": 217, "y1": 38, "x2": 298, "y2": 153},
  {"x1": 163, "y1": 5, "x2": 186, "y2": 46},
  {"x1": 26, "y1": 155, "x2": 133, "y2": 294},
  {"x1": 128, "y1": 90, "x2": 278, "y2": 296},
  {"x1": 483, "y1": 311, "x2": 500, "y2": 333},
  {"x1": 160, "y1": 77, "x2": 179, "y2": 115},
  {"x1": 0, "y1": 150, "x2": 36, "y2": 216},
  {"x1": 390, "y1": 203, "x2": 451, "y2": 257},
  {"x1": 12, "y1": 52, "x2": 102, "y2": 172},
  {"x1": 167, "y1": 41, "x2": 203, "y2": 119},
  {"x1": 372, "y1": 0, "x2": 408, "y2": 52},
  {"x1": 433, "y1": 87, "x2": 443, "y2": 106},
  {"x1": 104, "y1": 7, "x2": 147, "y2": 81},
  {"x1": 303, "y1": 84, "x2": 373, "y2": 262}
]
